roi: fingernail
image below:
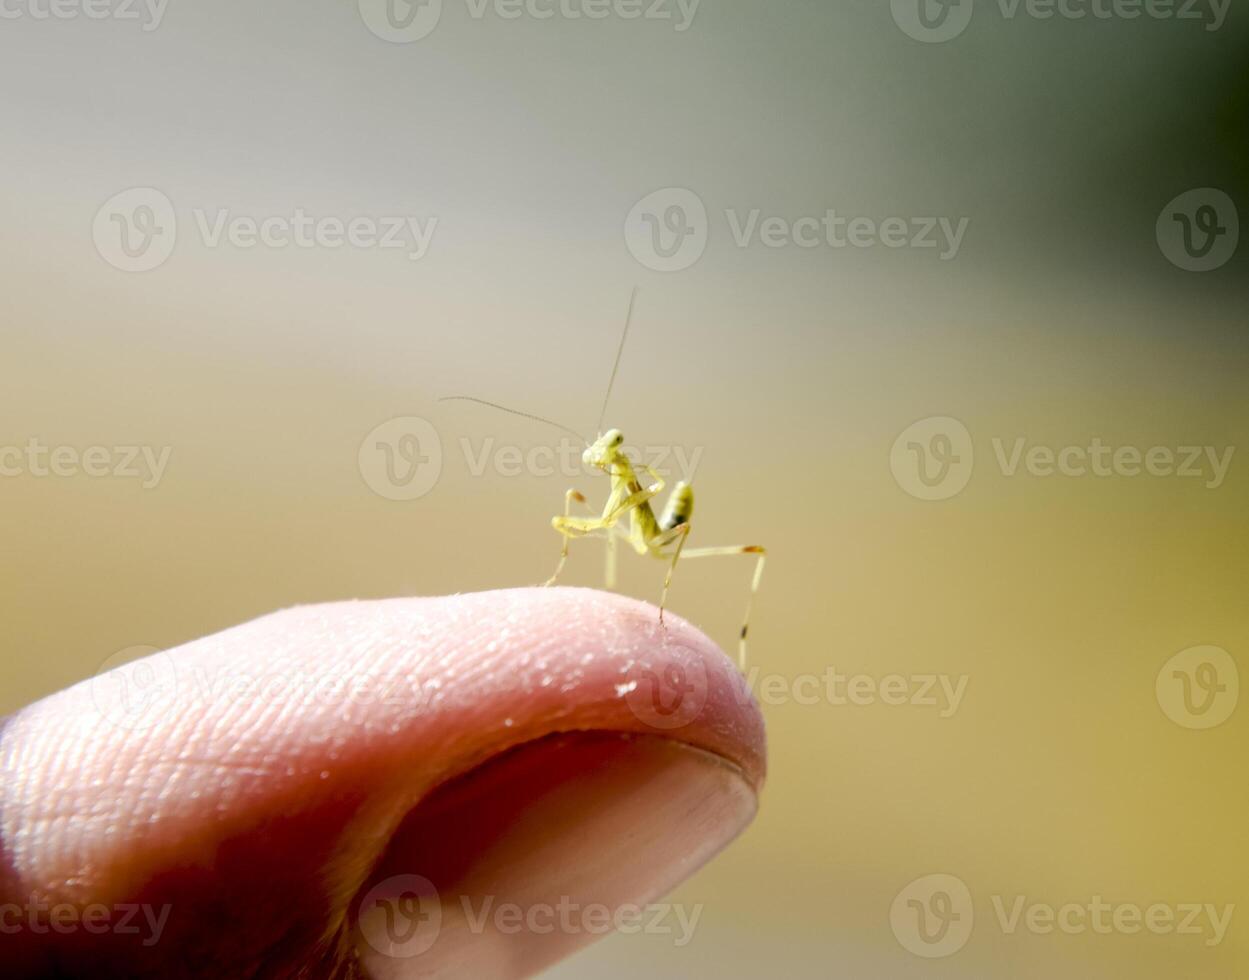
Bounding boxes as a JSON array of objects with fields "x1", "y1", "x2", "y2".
[{"x1": 353, "y1": 732, "x2": 757, "y2": 979}]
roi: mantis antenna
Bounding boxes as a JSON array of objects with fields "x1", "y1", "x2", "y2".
[
  {"x1": 441, "y1": 285, "x2": 639, "y2": 442},
  {"x1": 436, "y1": 396, "x2": 587, "y2": 444},
  {"x1": 595, "y1": 285, "x2": 638, "y2": 436}
]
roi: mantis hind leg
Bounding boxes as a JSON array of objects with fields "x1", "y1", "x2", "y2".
[
  {"x1": 605, "y1": 529, "x2": 618, "y2": 590},
  {"x1": 663, "y1": 542, "x2": 766, "y2": 670},
  {"x1": 652, "y1": 522, "x2": 692, "y2": 628}
]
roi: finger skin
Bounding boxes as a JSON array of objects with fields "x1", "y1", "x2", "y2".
[{"x1": 0, "y1": 587, "x2": 765, "y2": 977}]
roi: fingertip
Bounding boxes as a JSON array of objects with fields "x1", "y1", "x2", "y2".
[{"x1": 0, "y1": 588, "x2": 767, "y2": 977}]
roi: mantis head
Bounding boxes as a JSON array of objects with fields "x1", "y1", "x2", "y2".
[{"x1": 583, "y1": 428, "x2": 625, "y2": 470}]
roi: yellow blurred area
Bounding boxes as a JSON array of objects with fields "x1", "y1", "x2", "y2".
[{"x1": 1, "y1": 2, "x2": 1247, "y2": 976}]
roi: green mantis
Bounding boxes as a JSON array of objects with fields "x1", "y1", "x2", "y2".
[{"x1": 442, "y1": 289, "x2": 766, "y2": 669}]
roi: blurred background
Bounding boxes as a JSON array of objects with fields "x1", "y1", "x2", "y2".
[{"x1": 2, "y1": 0, "x2": 1246, "y2": 976}]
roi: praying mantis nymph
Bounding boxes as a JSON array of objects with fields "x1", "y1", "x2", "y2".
[{"x1": 441, "y1": 288, "x2": 766, "y2": 669}]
